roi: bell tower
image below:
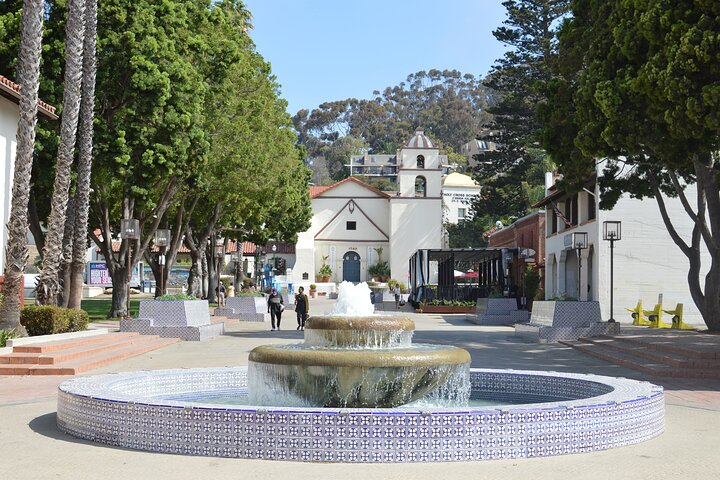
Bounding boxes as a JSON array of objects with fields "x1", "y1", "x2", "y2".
[{"x1": 389, "y1": 128, "x2": 445, "y2": 280}]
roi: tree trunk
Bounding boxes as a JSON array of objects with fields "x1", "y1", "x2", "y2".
[
  {"x1": 28, "y1": 193, "x2": 45, "y2": 261},
  {"x1": 36, "y1": 0, "x2": 87, "y2": 305},
  {"x1": 0, "y1": 0, "x2": 45, "y2": 335},
  {"x1": 187, "y1": 250, "x2": 203, "y2": 298},
  {"x1": 68, "y1": 0, "x2": 98, "y2": 310},
  {"x1": 109, "y1": 269, "x2": 129, "y2": 318},
  {"x1": 59, "y1": 198, "x2": 76, "y2": 307},
  {"x1": 207, "y1": 248, "x2": 217, "y2": 304}
]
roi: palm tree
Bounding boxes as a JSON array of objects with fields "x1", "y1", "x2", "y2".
[
  {"x1": 0, "y1": 0, "x2": 45, "y2": 334},
  {"x1": 67, "y1": 0, "x2": 97, "y2": 310},
  {"x1": 35, "y1": 0, "x2": 87, "y2": 305}
]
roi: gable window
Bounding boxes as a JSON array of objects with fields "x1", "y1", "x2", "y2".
[
  {"x1": 415, "y1": 176, "x2": 427, "y2": 197},
  {"x1": 416, "y1": 155, "x2": 425, "y2": 169},
  {"x1": 346, "y1": 221, "x2": 357, "y2": 230}
]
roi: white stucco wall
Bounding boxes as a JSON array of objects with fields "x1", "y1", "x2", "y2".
[
  {"x1": 544, "y1": 178, "x2": 711, "y2": 327},
  {"x1": 0, "y1": 97, "x2": 19, "y2": 275},
  {"x1": 442, "y1": 186, "x2": 480, "y2": 224},
  {"x1": 389, "y1": 198, "x2": 443, "y2": 282}
]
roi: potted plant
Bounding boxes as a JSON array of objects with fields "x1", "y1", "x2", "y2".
[
  {"x1": 317, "y1": 256, "x2": 332, "y2": 282},
  {"x1": 309, "y1": 284, "x2": 317, "y2": 298},
  {"x1": 368, "y1": 261, "x2": 390, "y2": 282}
]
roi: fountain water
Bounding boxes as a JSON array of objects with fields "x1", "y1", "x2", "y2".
[{"x1": 248, "y1": 282, "x2": 471, "y2": 408}]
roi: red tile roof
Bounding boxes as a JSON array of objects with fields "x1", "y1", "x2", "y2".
[
  {"x1": 309, "y1": 185, "x2": 331, "y2": 197},
  {"x1": 99, "y1": 239, "x2": 295, "y2": 255},
  {"x1": 311, "y1": 176, "x2": 390, "y2": 198},
  {"x1": 0, "y1": 74, "x2": 58, "y2": 120}
]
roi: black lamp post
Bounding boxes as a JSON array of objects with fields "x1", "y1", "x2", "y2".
[
  {"x1": 271, "y1": 244, "x2": 277, "y2": 288},
  {"x1": 254, "y1": 245, "x2": 262, "y2": 287},
  {"x1": 603, "y1": 221, "x2": 622, "y2": 322},
  {"x1": 155, "y1": 229, "x2": 170, "y2": 297},
  {"x1": 572, "y1": 232, "x2": 589, "y2": 300},
  {"x1": 121, "y1": 218, "x2": 140, "y2": 318}
]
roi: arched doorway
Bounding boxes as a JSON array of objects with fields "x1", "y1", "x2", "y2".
[{"x1": 342, "y1": 252, "x2": 361, "y2": 282}]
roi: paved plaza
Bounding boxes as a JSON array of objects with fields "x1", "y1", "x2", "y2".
[{"x1": 1, "y1": 298, "x2": 719, "y2": 479}]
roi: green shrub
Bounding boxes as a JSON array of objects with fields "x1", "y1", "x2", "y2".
[
  {"x1": 237, "y1": 291, "x2": 263, "y2": 297},
  {"x1": 309, "y1": 284, "x2": 317, "y2": 290},
  {"x1": 156, "y1": 293, "x2": 197, "y2": 300},
  {"x1": 63, "y1": 309, "x2": 89, "y2": 332},
  {"x1": 20, "y1": 306, "x2": 70, "y2": 336},
  {"x1": 242, "y1": 278, "x2": 254, "y2": 288},
  {"x1": 0, "y1": 328, "x2": 18, "y2": 347}
]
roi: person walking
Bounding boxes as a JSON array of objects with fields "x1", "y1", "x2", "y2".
[
  {"x1": 267, "y1": 288, "x2": 284, "y2": 330},
  {"x1": 295, "y1": 286, "x2": 310, "y2": 331},
  {"x1": 216, "y1": 282, "x2": 226, "y2": 307},
  {"x1": 394, "y1": 284, "x2": 402, "y2": 309}
]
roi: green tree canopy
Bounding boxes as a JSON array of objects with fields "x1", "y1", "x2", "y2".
[{"x1": 540, "y1": 0, "x2": 720, "y2": 330}]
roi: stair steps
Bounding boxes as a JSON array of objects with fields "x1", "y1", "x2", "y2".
[
  {"x1": 561, "y1": 334, "x2": 720, "y2": 379},
  {"x1": 0, "y1": 332, "x2": 179, "y2": 375}
]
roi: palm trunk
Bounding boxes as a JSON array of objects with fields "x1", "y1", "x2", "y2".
[
  {"x1": 68, "y1": 0, "x2": 98, "y2": 310},
  {"x1": 0, "y1": 0, "x2": 45, "y2": 335},
  {"x1": 59, "y1": 198, "x2": 76, "y2": 307},
  {"x1": 36, "y1": 0, "x2": 87, "y2": 305}
]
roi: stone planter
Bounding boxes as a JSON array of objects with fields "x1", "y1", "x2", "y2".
[
  {"x1": 515, "y1": 301, "x2": 620, "y2": 343},
  {"x1": 420, "y1": 305, "x2": 476, "y2": 314},
  {"x1": 121, "y1": 299, "x2": 223, "y2": 341}
]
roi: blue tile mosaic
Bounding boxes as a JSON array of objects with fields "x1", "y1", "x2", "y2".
[{"x1": 57, "y1": 368, "x2": 664, "y2": 463}]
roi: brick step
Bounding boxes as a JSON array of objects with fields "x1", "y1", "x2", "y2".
[
  {"x1": 0, "y1": 336, "x2": 179, "y2": 375},
  {"x1": 581, "y1": 337, "x2": 720, "y2": 369},
  {"x1": 1, "y1": 333, "x2": 168, "y2": 365},
  {"x1": 601, "y1": 333, "x2": 720, "y2": 360},
  {"x1": 11, "y1": 332, "x2": 140, "y2": 354},
  {"x1": 561, "y1": 339, "x2": 720, "y2": 379}
]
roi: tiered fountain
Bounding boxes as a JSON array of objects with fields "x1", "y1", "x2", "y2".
[
  {"x1": 57, "y1": 282, "x2": 664, "y2": 463},
  {"x1": 248, "y1": 282, "x2": 470, "y2": 408}
]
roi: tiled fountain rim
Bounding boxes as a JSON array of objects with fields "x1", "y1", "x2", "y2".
[
  {"x1": 57, "y1": 368, "x2": 664, "y2": 462},
  {"x1": 59, "y1": 367, "x2": 662, "y2": 412}
]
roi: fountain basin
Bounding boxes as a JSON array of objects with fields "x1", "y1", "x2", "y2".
[
  {"x1": 57, "y1": 367, "x2": 664, "y2": 463},
  {"x1": 303, "y1": 315, "x2": 415, "y2": 348},
  {"x1": 249, "y1": 344, "x2": 471, "y2": 407}
]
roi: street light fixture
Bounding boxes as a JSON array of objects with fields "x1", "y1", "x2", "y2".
[
  {"x1": 603, "y1": 221, "x2": 622, "y2": 322},
  {"x1": 154, "y1": 229, "x2": 170, "y2": 297},
  {"x1": 271, "y1": 244, "x2": 277, "y2": 289},
  {"x1": 572, "y1": 231, "x2": 589, "y2": 300},
  {"x1": 121, "y1": 219, "x2": 140, "y2": 318}
]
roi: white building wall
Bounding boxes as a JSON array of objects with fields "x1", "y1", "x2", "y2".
[
  {"x1": 544, "y1": 177, "x2": 710, "y2": 327},
  {"x1": 442, "y1": 186, "x2": 480, "y2": 224},
  {"x1": 389, "y1": 198, "x2": 443, "y2": 282},
  {"x1": 0, "y1": 97, "x2": 20, "y2": 275}
]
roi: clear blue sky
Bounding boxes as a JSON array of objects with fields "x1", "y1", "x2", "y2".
[{"x1": 243, "y1": 0, "x2": 510, "y2": 116}]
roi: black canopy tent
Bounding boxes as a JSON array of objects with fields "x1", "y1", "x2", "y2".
[{"x1": 409, "y1": 248, "x2": 518, "y2": 304}]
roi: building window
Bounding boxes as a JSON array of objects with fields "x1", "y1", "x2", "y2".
[
  {"x1": 302, "y1": 272, "x2": 309, "y2": 280},
  {"x1": 458, "y1": 208, "x2": 466, "y2": 219},
  {"x1": 588, "y1": 192, "x2": 596, "y2": 220},
  {"x1": 415, "y1": 176, "x2": 427, "y2": 197},
  {"x1": 416, "y1": 155, "x2": 425, "y2": 169},
  {"x1": 346, "y1": 221, "x2": 356, "y2": 230}
]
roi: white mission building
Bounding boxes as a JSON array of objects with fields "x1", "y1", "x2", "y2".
[{"x1": 291, "y1": 129, "x2": 446, "y2": 286}]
